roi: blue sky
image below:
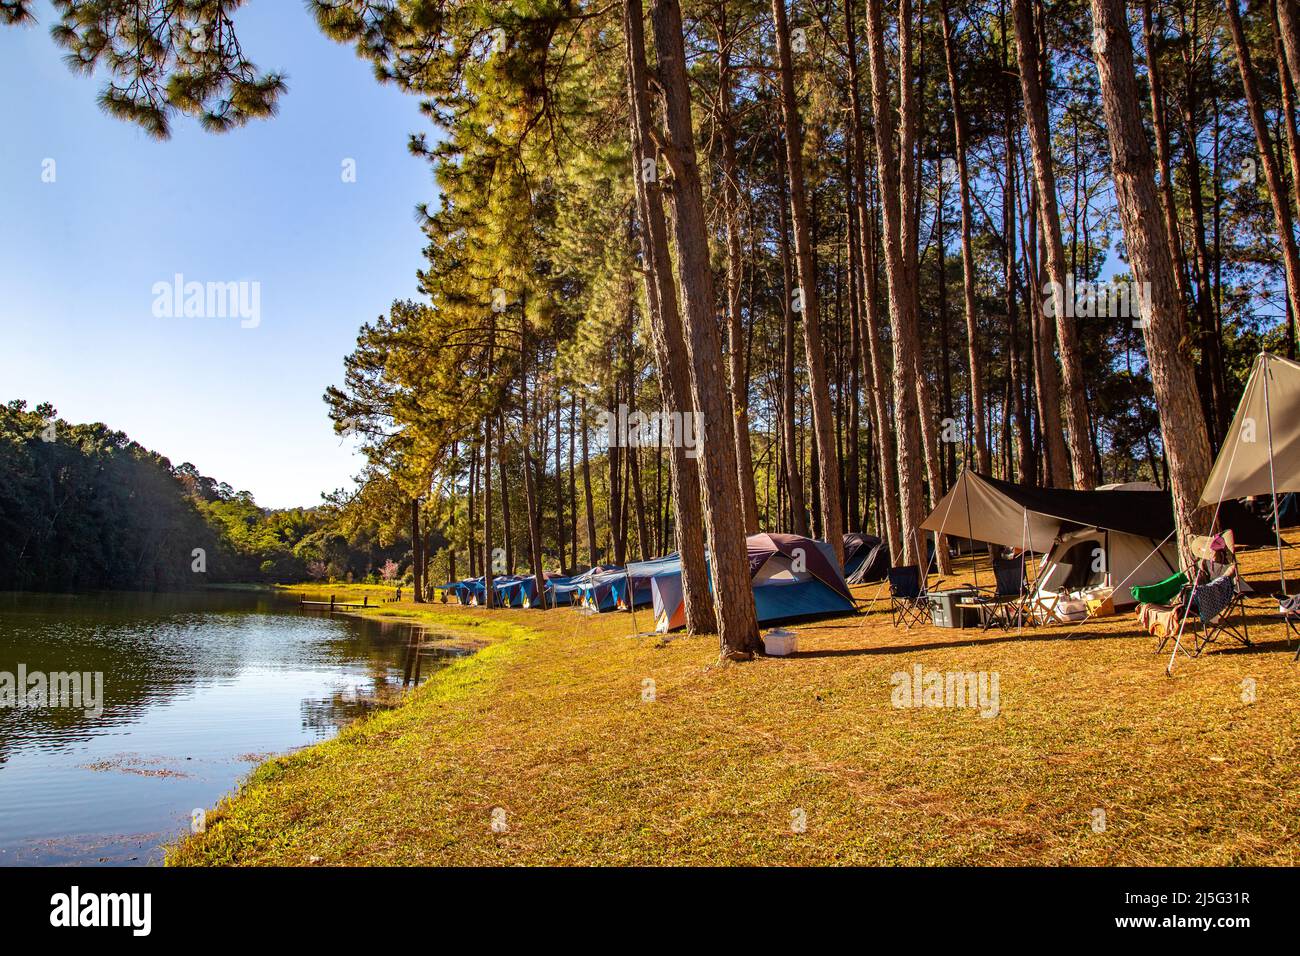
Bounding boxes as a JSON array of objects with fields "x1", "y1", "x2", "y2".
[{"x1": 0, "y1": 3, "x2": 433, "y2": 508}]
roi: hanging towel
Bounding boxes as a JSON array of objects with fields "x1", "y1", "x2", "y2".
[{"x1": 1194, "y1": 574, "x2": 1236, "y2": 624}]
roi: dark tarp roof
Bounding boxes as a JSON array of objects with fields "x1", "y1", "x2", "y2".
[{"x1": 975, "y1": 472, "x2": 1178, "y2": 539}]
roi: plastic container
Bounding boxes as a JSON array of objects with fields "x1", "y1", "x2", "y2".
[
  {"x1": 1053, "y1": 599, "x2": 1090, "y2": 622},
  {"x1": 762, "y1": 628, "x2": 798, "y2": 656}
]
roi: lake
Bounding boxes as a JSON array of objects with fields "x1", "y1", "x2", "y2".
[{"x1": 0, "y1": 589, "x2": 466, "y2": 866}]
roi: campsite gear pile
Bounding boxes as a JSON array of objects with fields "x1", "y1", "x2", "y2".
[
  {"x1": 919, "y1": 468, "x2": 1271, "y2": 622},
  {"x1": 922, "y1": 470, "x2": 1190, "y2": 615},
  {"x1": 912, "y1": 441, "x2": 1290, "y2": 661}
]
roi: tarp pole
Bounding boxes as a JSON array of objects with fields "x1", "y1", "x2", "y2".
[
  {"x1": 962, "y1": 470, "x2": 979, "y2": 591},
  {"x1": 1019, "y1": 507, "x2": 1029, "y2": 634},
  {"x1": 625, "y1": 567, "x2": 640, "y2": 633},
  {"x1": 1263, "y1": 355, "x2": 1287, "y2": 596},
  {"x1": 926, "y1": 472, "x2": 964, "y2": 587}
]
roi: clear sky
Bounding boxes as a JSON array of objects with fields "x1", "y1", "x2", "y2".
[{"x1": 0, "y1": 3, "x2": 433, "y2": 508}]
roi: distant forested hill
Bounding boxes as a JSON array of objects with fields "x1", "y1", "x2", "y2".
[{"x1": 0, "y1": 401, "x2": 408, "y2": 592}]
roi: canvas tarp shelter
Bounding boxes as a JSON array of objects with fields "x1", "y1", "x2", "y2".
[
  {"x1": 1200, "y1": 352, "x2": 1300, "y2": 506},
  {"x1": 1200, "y1": 351, "x2": 1300, "y2": 593},
  {"x1": 921, "y1": 470, "x2": 1270, "y2": 609},
  {"x1": 921, "y1": 470, "x2": 1181, "y2": 554}
]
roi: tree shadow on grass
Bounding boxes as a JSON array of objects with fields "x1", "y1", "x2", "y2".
[{"x1": 789, "y1": 627, "x2": 1124, "y2": 658}]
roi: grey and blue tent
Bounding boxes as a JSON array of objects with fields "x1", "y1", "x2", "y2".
[
  {"x1": 537, "y1": 574, "x2": 582, "y2": 607},
  {"x1": 572, "y1": 566, "x2": 621, "y2": 610},
  {"x1": 609, "y1": 555, "x2": 681, "y2": 611},
  {"x1": 492, "y1": 575, "x2": 532, "y2": 608},
  {"x1": 650, "y1": 533, "x2": 854, "y2": 632},
  {"x1": 444, "y1": 577, "x2": 487, "y2": 605}
]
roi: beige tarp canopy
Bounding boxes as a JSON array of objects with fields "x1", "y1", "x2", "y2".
[
  {"x1": 921, "y1": 471, "x2": 1061, "y2": 552},
  {"x1": 1200, "y1": 352, "x2": 1300, "y2": 506},
  {"x1": 921, "y1": 469, "x2": 1181, "y2": 554}
]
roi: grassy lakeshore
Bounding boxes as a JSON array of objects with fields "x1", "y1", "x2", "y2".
[{"x1": 170, "y1": 547, "x2": 1300, "y2": 866}]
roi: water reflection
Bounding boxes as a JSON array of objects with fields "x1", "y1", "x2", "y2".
[{"x1": 0, "y1": 589, "x2": 466, "y2": 866}]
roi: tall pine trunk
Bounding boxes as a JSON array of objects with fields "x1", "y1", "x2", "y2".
[
  {"x1": 1089, "y1": 0, "x2": 1212, "y2": 555},
  {"x1": 940, "y1": 0, "x2": 990, "y2": 475},
  {"x1": 1224, "y1": 0, "x2": 1300, "y2": 337},
  {"x1": 624, "y1": 0, "x2": 715, "y2": 632},
  {"x1": 771, "y1": 0, "x2": 844, "y2": 563},
  {"x1": 776, "y1": 146, "x2": 810, "y2": 537},
  {"x1": 648, "y1": 0, "x2": 761, "y2": 659},
  {"x1": 1011, "y1": 0, "x2": 1095, "y2": 488},
  {"x1": 845, "y1": 0, "x2": 902, "y2": 559},
  {"x1": 410, "y1": 497, "x2": 423, "y2": 603},
  {"x1": 580, "y1": 398, "x2": 599, "y2": 569},
  {"x1": 717, "y1": 8, "x2": 761, "y2": 533},
  {"x1": 863, "y1": 0, "x2": 928, "y2": 567}
]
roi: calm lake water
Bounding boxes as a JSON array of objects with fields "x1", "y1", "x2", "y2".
[{"x1": 0, "y1": 589, "x2": 466, "y2": 866}]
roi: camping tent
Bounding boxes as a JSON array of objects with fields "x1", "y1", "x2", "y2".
[
  {"x1": 571, "y1": 566, "x2": 624, "y2": 611},
  {"x1": 1033, "y1": 527, "x2": 1178, "y2": 605},
  {"x1": 573, "y1": 557, "x2": 680, "y2": 612},
  {"x1": 611, "y1": 555, "x2": 680, "y2": 611},
  {"x1": 922, "y1": 470, "x2": 1270, "y2": 608},
  {"x1": 494, "y1": 575, "x2": 544, "y2": 608},
  {"x1": 842, "y1": 533, "x2": 890, "y2": 584},
  {"x1": 444, "y1": 578, "x2": 486, "y2": 605},
  {"x1": 651, "y1": 533, "x2": 854, "y2": 632},
  {"x1": 522, "y1": 574, "x2": 581, "y2": 608}
]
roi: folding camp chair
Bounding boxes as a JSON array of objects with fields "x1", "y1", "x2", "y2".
[
  {"x1": 1186, "y1": 534, "x2": 1253, "y2": 655},
  {"x1": 971, "y1": 555, "x2": 1031, "y2": 631},
  {"x1": 1180, "y1": 566, "x2": 1252, "y2": 655},
  {"x1": 888, "y1": 566, "x2": 931, "y2": 628},
  {"x1": 1136, "y1": 533, "x2": 1252, "y2": 656}
]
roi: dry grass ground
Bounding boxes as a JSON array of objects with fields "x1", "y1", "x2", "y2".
[{"x1": 170, "y1": 541, "x2": 1300, "y2": 866}]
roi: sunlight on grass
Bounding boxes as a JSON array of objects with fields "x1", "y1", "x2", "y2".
[{"x1": 169, "y1": 543, "x2": 1300, "y2": 866}]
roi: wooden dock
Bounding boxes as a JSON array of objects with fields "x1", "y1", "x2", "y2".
[{"x1": 299, "y1": 595, "x2": 371, "y2": 612}]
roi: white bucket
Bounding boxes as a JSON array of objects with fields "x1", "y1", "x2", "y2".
[{"x1": 762, "y1": 628, "x2": 797, "y2": 656}]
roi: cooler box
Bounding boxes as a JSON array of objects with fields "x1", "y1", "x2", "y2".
[{"x1": 929, "y1": 588, "x2": 980, "y2": 628}]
